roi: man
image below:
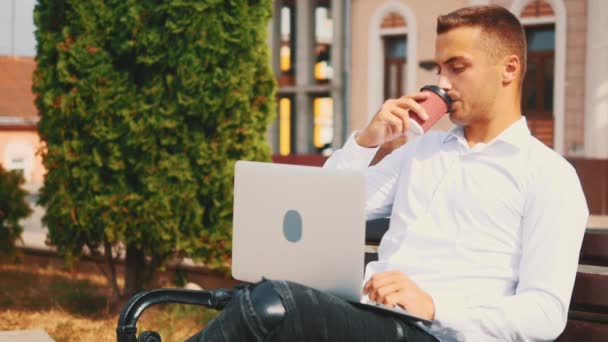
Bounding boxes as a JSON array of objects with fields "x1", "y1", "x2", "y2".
[{"x1": 188, "y1": 5, "x2": 588, "y2": 341}]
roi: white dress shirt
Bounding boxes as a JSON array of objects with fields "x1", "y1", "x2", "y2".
[{"x1": 324, "y1": 118, "x2": 589, "y2": 341}]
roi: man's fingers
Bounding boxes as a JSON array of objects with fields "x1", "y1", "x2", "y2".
[
  {"x1": 383, "y1": 292, "x2": 403, "y2": 307},
  {"x1": 399, "y1": 92, "x2": 429, "y2": 102},
  {"x1": 359, "y1": 91, "x2": 431, "y2": 147},
  {"x1": 391, "y1": 106, "x2": 410, "y2": 119},
  {"x1": 369, "y1": 283, "x2": 402, "y2": 303},
  {"x1": 364, "y1": 275, "x2": 391, "y2": 294},
  {"x1": 364, "y1": 270, "x2": 434, "y2": 320},
  {"x1": 394, "y1": 97, "x2": 429, "y2": 121},
  {"x1": 365, "y1": 270, "x2": 407, "y2": 294},
  {"x1": 385, "y1": 115, "x2": 405, "y2": 137},
  {"x1": 390, "y1": 107, "x2": 411, "y2": 133}
]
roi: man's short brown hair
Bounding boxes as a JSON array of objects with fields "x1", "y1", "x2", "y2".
[{"x1": 437, "y1": 5, "x2": 527, "y2": 79}]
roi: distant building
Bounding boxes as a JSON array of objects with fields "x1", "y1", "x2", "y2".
[{"x1": 0, "y1": 0, "x2": 43, "y2": 189}]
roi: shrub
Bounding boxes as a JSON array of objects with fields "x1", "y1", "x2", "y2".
[{"x1": 0, "y1": 166, "x2": 32, "y2": 258}]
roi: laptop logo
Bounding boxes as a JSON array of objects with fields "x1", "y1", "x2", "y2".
[{"x1": 283, "y1": 210, "x2": 303, "y2": 242}]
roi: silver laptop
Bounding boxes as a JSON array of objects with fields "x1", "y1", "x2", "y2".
[{"x1": 231, "y1": 160, "x2": 432, "y2": 325}]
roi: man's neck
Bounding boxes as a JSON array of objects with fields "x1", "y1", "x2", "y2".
[{"x1": 463, "y1": 105, "x2": 522, "y2": 148}]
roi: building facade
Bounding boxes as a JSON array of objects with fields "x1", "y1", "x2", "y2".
[{"x1": 267, "y1": 0, "x2": 607, "y2": 157}]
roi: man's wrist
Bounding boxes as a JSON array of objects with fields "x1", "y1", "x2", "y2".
[{"x1": 355, "y1": 131, "x2": 380, "y2": 148}]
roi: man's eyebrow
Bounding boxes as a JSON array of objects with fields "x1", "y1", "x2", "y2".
[
  {"x1": 433, "y1": 56, "x2": 471, "y2": 73},
  {"x1": 439, "y1": 56, "x2": 470, "y2": 65}
]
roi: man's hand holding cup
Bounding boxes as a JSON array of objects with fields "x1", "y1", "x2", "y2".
[{"x1": 356, "y1": 86, "x2": 453, "y2": 148}]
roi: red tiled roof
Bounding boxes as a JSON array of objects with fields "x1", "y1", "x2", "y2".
[{"x1": 0, "y1": 56, "x2": 38, "y2": 120}]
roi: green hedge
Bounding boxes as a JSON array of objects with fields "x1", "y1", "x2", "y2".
[
  {"x1": 33, "y1": 0, "x2": 276, "y2": 296},
  {"x1": 0, "y1": 166, "x2": 32, "y2": 258}
]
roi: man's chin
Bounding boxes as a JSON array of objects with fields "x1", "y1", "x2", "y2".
[{"x1": 448, "y1": 111, "x2": 466, "y2": 126}]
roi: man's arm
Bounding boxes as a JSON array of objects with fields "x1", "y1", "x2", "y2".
[
  {"x1": 427, "y1": 159, "x2": 589, "y2": 341},
  {"x1": 324, "y1": 132, "x2": 421, "y2": 220},
  {"x1": 324, "y1": 93, "x2": 428, "y2": 219}
]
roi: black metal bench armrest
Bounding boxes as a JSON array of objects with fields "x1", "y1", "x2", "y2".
[{"x1": 116, "y1": 288, "x2": 235, "y2": 342}]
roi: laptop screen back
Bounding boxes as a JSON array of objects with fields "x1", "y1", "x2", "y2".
[{"x1": 231, "y1": 161, "x2": 366, "y2": 301}]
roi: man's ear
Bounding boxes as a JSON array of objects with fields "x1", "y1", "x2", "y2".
[{"x1": 502, "y1": 54, "x2": 520, "y2": 85}]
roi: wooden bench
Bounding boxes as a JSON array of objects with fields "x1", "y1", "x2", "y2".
[
  {"x1": 556, "y1": 228, "x2": 608, "y2": 341},
  {"x1": 117, "y1": 219, "x2": 608, "y2": 341}
]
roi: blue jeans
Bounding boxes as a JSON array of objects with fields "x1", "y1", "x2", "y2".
[{"x1": 187, "y1": 280, "x2": 439, "y2": 341}]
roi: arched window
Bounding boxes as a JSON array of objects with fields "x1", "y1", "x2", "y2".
[
  {"x1": 512, "y1": 0, "x2": 567, "y2": 154},
  {"x1": 364, "y1": 3, "x2": 417, "y2": 164},
  {"x1": 367, "y1": 2, "x2": 417, "y2": 121},
  {"x1": 380, "y1": 12, "x2": 408, "y2": 101}
]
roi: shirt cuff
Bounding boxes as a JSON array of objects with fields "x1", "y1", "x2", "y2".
[{"x1": 342, "y1": 131, "x2": 381, "y2": 164}]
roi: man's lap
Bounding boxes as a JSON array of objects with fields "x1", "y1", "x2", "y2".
[{"x1": 187, "y1": 280, "x2": 438, "y2": 342}]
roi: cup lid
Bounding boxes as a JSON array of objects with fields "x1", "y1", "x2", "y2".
[{"x1": 420, "y1": 85, "x2": 452, "y2": 112}]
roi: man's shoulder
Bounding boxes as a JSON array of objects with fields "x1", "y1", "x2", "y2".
[
  {"x1": 527, "y1": 137, "x2": 574, "y2": 171},
  {"x1": 523, "y1": 136, "x2": 589, "y2": 220},
  {"x1": 525, "y1": 136, "x2": 579, "y2": 185}
]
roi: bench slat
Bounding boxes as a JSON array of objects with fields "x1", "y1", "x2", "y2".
[
  {"x1": 364, "y1": 252, "x2": 378, "y2": 266},
  {"x1": 580, "y1": 231, "x2": 608, "y2": 266},
  {"x1": 365, "y1": 217, "x2": 390, "y2": 246},
  {"x1": 555, "y1": 319, "x2": 608, "y2": 342},
  {"x1": 571, "y1": 272, "x2": 608, "y2": 313}
]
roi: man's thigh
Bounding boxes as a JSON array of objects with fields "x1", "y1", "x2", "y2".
[
  {"x1": 188, "y1": 280, "x2": 437, "y2": 342},
  {"x1": 270, "y1": 280, "x2": 436, "y2": 342}
]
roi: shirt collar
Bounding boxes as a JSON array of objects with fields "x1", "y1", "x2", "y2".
[
  {"x1": 443, "y1": 125, "x2": 463, "y2": 144},
  {"x1": 442, "y1": 117, "x2": 531, "y2": 150}
]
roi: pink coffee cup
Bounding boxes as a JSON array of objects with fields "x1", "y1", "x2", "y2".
[{"x1": 408, "y1": 85, "x2": 452, "y2": 135}]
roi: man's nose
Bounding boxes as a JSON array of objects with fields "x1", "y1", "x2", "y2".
[{"x1": 437, "y1": 74, "x2": 452, "y2": 91}]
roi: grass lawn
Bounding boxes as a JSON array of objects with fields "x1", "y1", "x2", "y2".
[{"x1": 0, "y1": 253, "x2": 221, "y2": 342}]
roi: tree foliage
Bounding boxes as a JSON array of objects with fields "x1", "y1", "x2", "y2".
[
  {"x1": 0, "y1": 166, "x2": 32, "y2": 258},
  {"x1": 33, "y1": 0, "x2": 276, "y2": 297}
]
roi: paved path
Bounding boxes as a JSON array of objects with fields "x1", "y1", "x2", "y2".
[{"x1": 0, "y1": 330, "x2": 54, "y2": 342}]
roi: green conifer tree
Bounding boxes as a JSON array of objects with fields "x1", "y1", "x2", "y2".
[{"x1": 33, "y1": 0, "x2": 275, "y2": 298}]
